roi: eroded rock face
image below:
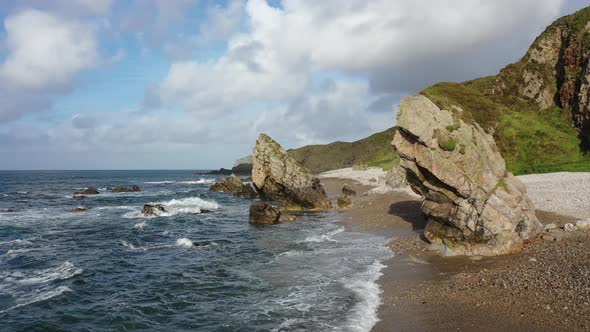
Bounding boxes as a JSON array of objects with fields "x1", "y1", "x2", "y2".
[
  {"x1": 392, "y1": 95, "x2": 541, "y2": 256},
  {"x1": 252, "y1": 134, "x2": 332, "y2": 210},
  {"x1": 249, "y1": 202, "x2": 281, "y2": 224},
  {"x1": 495, "y1": 8, "x2": 590, "y2": 148},
  {"x1": 337, "y1": 184, "x2": 356, "y2": 208}
]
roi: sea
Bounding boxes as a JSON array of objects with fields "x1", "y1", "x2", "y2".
[{"x1": 0, "y1": 170, "x2": 392, "y2": 332}]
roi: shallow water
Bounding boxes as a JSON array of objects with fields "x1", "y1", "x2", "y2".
[{"x1": 0, "y1": 170, "x2": 391, "y2": 331}]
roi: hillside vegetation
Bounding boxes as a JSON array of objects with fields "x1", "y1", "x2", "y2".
[{"x1": 288, "y1": 128, "x2": 399, "y2": 173}]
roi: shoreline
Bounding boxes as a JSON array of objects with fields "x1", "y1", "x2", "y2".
[{"x1": 320, "y1": 172, "x2": 590, "y2": 331}]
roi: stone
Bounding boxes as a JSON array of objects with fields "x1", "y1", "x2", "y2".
[
  {"x1": 69, "y1": 207, "x2": 89, "y2": 213},
  {"x1": 392, "y1": 95, "x2": 541, "y2": 256},
  {"x1": 249, "y1": 202, "x2": 281, "y2": 224},
  {"x1": 337, "y1": 184, "x2": 356, "y2": 208},
  {"x1": 111, "y1": 185, "x2": 140, "y2": 193},
  {"x1": 142, "y1": 204, "x2": 167, "y2": 216},
  {"x1": 279, "y1": 214, "x2": 297, "y2": 222},
  {"x1": 209, "y1": 175, "x2": 243, "y2": 193},
  {"x1": 210, "y1": 174, "x2": 259, "y2": 199},
  {"x1": 564, "y1": 223, "x2": 576, "y2": 232},
  {"x1": 73, "y1": 187, "x2": 99, "y2": 196},
  {"x1": 575, "y1": 220, "x2": 590, "y2": 231},
  {"x1": 385, "y1": 165, "x2": 407, "y2": 189},
  {"x1": 544, "y1": 223, "x2": 558, "y2": 231},
  {"x1": 252, "y1": 134, "x2": 332, "y2": 210}
]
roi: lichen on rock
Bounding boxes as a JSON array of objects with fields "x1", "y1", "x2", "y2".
[{"x1": 392, "y1": 95, "x2": 542, "y2": 256}]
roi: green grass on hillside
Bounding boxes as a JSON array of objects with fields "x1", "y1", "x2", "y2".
[
  {"x1": 288, "y1": 128, "x2": 399, "y2": 173},
  {"x1": 421, "y1": 78, "x2": 586, "y2": 175}
]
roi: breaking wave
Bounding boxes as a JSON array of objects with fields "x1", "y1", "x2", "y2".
[{"x1": 122, "y1": 197, "x2": 219, "y2": 218}]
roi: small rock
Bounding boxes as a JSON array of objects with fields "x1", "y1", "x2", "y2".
[
  {"x1": 564, "y1": 223, "x2": 576, "y2": 232},
  {"x1": 249, "y1": 202, "x2": 281, "y2": 225},
  {"x1": 73, "y1": 187, "x2": 99, "y2": 196},
  {"x1": 69, "y1": 207, "x2": 89, "y2": 213},
  {"x1": 111, "y1": 185, "x2": 140, "y2": 193},
  {"x1": 142, "y1": 204, "x2": 167, "y2": 216},
  {"x1": 529, "y1": 257, "x2": 537, "y2": 262},
  {"x1": 279, "y1": 214, "x2": 297, "y2": 222},
  {"x1": 575, "y1": 220, "x2": 590, "y2": 231},
  {"x1": 544, "y1": 223, "x2": 558, "y2": 231}
]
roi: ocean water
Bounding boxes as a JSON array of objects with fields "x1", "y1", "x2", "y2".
[{"x1": 0, "y1": 170, "x2": 392, "y2": 332}]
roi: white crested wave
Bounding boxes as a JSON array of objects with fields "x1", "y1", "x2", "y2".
[
  {"x1": 123, "y1": 197, "x2": 219, "y2": 218},
  {"x1": 144, "y1": 179, "x2": 215, "y2": 185},
  {"x1": 0, "y1": 239, "x2": 33, "y2": 246},
  {"x1": 176, "y1": 238, "x2": 193, "y2": 248},
  {"x1": 0, "y1": 262, "x2": 82, "y2": 313},
  {"x1": 340, "y1": 260, "x2": 387, "y2": 332},
  {"x1": 133, "y1": 222, "x2": 146, "y2": 230},
  {"x1": 301, "y1": 227, "x2": 345, "y2": 243}
]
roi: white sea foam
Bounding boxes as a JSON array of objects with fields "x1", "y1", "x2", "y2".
[
  {"x1": 133, "y1": 222, "x2": 146, "y2": 230},
  {"x1": 0, "y1": 239, "x2": 33, "y2": 246},
  {"x1": 144, "y1": 179, "x2": 215, "y2": 185},
  {"x1": 301, "y1": 227, "x2": 345, "y2": 243},
  {"x1": 340, "y1": 260, "x2": 388, "y2": 332},
  {"x1": 0, "y1": 262, "x2": 82, "y2": 313},
  {"x1": 123, "y1": 196, "x2": 219, "y2": 218},
  {"x1": 176, "y1": 238, "x2": 194, "y2": 248}
]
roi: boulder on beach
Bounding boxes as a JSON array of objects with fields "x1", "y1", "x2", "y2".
[
  {"x1": 73, "y1": 187, "x2": 99, "y2": 196},
  {"x1": 337, "y1": 184, "x2": 356, "y2": 208},
  {"x1": 249, "y1": 202, "x2": 281, "y2": 224},
  {"x1": 252, "y1": 134, "x2": 332, "y2": 210},
  {"x1": 392, "y1": 95, "x2": 542, "y2": 256},
  {"x1": 111, "y1": 185, "x2": 140, "y2": 193},
  {"x1": 142, "y1": 204, "x2": 167, "y2": 216}
]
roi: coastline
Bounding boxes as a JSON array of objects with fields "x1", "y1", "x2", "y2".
[{"x1": 321, "y1": 173, "x2": 590, "y2": 332}]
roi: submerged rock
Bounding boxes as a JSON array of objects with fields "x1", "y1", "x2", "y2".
[
  {"x1": 111, "y1": 185, "x2": 140, "y2": 193},
  {"x1": 249, "y1": 202, "x2": 281, "y2": 224},
  {"x1": 69, "y1": 207, "x2": 89, "y2": 213},
  {"x1": 142, "y1": 204, "x2": 167, "y2": 216},
  {"x1": 392, "y1": 95, "x2": 541, "y2": 256},
  {"x1": 337, "y1": 184, "x2": 356, "y2": 208},
  {"x1": 73, "y1": 187, "x2": 99, "y2": 196},
  {"x1": 252, "y1": 134, "x2": 332, "y2": 210}
]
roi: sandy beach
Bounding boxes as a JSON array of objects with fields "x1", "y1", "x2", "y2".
[{"x1": 321, "y1": 170, "x2": 590, "y2": 331}]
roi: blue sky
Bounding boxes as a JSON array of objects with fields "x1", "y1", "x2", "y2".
[{"x1": 0, "y1": 0, "x2": 587, "y2": 170}]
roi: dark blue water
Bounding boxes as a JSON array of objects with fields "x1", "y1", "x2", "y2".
[{"x1": 0, "y1": 170, "x2": 391, "y2": 332}]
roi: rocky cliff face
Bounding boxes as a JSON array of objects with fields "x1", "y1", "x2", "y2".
[
  {"x1": 496, "y1": 7, "x2": 590, "y2": 148},
  {"x1": 252, "y1": 134, "x2": 332, "y2": 210},
  {"x1": 392, "y1": 95, "x2": 541, "y2": 256}
]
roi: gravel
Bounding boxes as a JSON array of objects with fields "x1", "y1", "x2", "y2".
[{"x1": 518, "y1": 172, "x2": 590, "y2": 219}]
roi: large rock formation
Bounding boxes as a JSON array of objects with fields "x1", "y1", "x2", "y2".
[
  {"x1": 495, "y1": 7, "x2": 590, "y2": 148},
  {"x1": 392, "y1": 95, "x2": 542, "y2": 256},
  {"x1": 252, "y1": 134, "x2": 332, "y2": 210}
]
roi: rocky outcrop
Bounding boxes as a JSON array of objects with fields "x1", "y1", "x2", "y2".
[
  {"x1": 210, "y1": 175, "x2": 243, "y2": 193},
  {"x1": 249, "y1": 202, "x2": 281, "y2": 224},
  {"x1": 385, "y1": 165, "x2": 407, "y2": 189},
  {"x1": 252, "y1": 134, "x2": 332, "y2": 210},
  {"x1": 207, "y1": 163, "x2": 253, "y2": 176},
  {"x1": 142, "y1": 204, "x2": 167, "y2": 216},
  {"x1": 209, "y1": 174, "x2": 259, "y2": 199},
  {"x1": 73, "y1": 187, "x2": 99, "y2": 196},
  {"x1": 495, "y1": 7, "x2": 590, "y2": 148},
  {"x1": 392, "y1": 95, "x2": 542, "y2": 256},
  {"x1": 234, "y1": 155, "x2": 253, "y2": 167},
  {"x1": 111, "y1": 185, "x2": 140, "y2": 193},
  {"x1": 337, "y1": 184, "x2": 356, "y2": 208}
]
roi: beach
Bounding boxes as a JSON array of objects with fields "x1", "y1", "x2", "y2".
[{"x1": 321, "y1": 170, "x2": 590, "y2": 331}]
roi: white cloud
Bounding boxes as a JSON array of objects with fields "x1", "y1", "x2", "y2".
[{"x1": 0, "y1": 9, "x2": 99, "y2": 89}]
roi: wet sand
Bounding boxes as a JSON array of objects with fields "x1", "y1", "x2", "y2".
[{"x1": 321, "y1": 176, "x2": 590, "y2": 332}]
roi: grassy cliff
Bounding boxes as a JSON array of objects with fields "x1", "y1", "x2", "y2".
[{"x1": 288, "y1": 128, "x2": 399, "y2": 173}]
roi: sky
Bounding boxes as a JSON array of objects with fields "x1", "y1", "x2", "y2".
[{"x1": 0, "y1": 0, "x2": 587, "y2": 170}]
